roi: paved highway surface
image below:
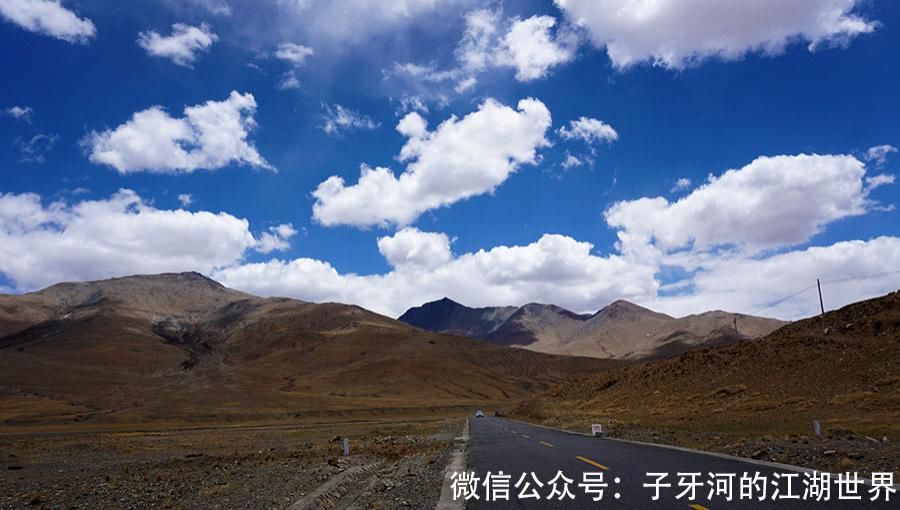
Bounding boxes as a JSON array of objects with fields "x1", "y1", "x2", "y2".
[{"x1": 464, "y1": 417, "x2": 894, "y2": 509}]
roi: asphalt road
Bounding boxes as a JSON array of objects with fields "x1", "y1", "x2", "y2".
[{"x1": 464, "y1": 417, "x2": 894, "y2": 509}]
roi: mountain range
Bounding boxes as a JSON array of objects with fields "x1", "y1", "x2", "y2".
[
  {"x1": 0, "y1": 273, "x2": 619, "y2": 428},
  {"x1": 399, "y1": 297, "x2": 785, "y2": 360}
]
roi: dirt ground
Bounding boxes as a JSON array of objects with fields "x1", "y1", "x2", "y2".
[{"x1": 0, "y1": 418, "x2": 460, "y2": 510}]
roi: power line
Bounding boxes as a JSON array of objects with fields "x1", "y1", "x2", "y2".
[
  {"x1": 819, "y1": 268, "x2": 900, "y2": 285},
  {"x1": 750, "y1": 284, "x2": 816, "y2": 315},
  {"x1": 749, "y1": 268, "x2": 900, "y2": 316}
]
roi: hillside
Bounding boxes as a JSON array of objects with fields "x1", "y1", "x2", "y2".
[
  {"x1": 399, "y1": 297, "x2": 785, "y2": 360},
  {"x1": 0, "y1": 273, "x2": 621, "y2": 428},
  {"x1": 513, "y1": 290, "x2": 900, "y2": 441}
]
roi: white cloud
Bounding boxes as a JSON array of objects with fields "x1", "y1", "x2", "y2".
[
  {"x1": 137, "y1": 23, "x2": 218, "y2": 67},
  {"x1": 274, "y1": 42, "x2": 314, "y2": 67},
  {"x1": 865, "y1": 144, "x2": 897, "y2": 167},
  {"x1": 455, "y1": 8, "x2": 499, "y2": 74},
  {"x1": 274, "y1": 0, "x2": 454, "y2": 45},
  {"x1": 3, "y1": 150, "x2": 896, "y2": 321},
  {"x1": 190, "y1": 0, "x2": 231, "y2": 16},
  {"x1": 15, "y1": 133, "x2": 57, "y2": 163},
  {"x1": 558, "y1": 117, "x2": 619, "y2": 144},
  {"x1": 178, "y1": 193, "x2": 193, "y2": 207},
  {"x1": 220, "y1": 151, "x2": 900, "y2": 320},
  {"x1": 606, "y1": 154, "x2": 882, "y2": 255},
  {"x1": 0, "y1": 189, "x2": 288, "y2": 291},
  {"x1": 84, "y1": 91, "x2": 272, "y2": 174},
  {"x1": 555, "y1": 0, "x2": 877, "y2": 69},
  {"x1": 496, "y1": 15, "x2": 577, "y2": 81},
  {"x1": 865, "y1": 174, "x2": 895, "y2": 189},
  {"x1": 389, "y1": 11, "x2": 576, "y2": 106},
  {"x1": 5, "y1": 105, "x2": 32, "y2": 122},
  {"x1": 215, "y1": 231, "x2": 656, "y2": 317},
  {"x1": 312, "y1": 98, "x2": 552, "y2": 228},
  {"x1": 561, "y1": 153, "x2": 583, "y2": 170},
  {"x1": 255, "y1": 223, "x2": 297, "y2": 254},
  {"x1": 320, "y1": 104, "x2": 379, "y2": 136},
  {"x1": 0, "y1": 0, "x2": 95, "y2": 43},
  {"x1": 671, "y1": 177, "x2": 691, "y2": 192},
  {"x1": 277, "y1": 71, "x2": 301, "y2": 90},
  {"x1": 377, "y1": 227, "x2": 452, "y2": 270},
  {"x1": 649, "y1": 237, "x2": 900, "y2": 320}
]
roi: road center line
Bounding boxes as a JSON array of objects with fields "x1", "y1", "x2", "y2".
[
  {"x1": 688, "y1": 504, "x2": 710, "y2": 510},
  {"x1": 521, "y1": 434, "x2": 530, "y2": 439},
  {"x1": 539, "y1": 441, "x2": 554, "y2": 448},
  {"x1": 575, "y1": 455, "x2": 609, "y2": 470}
]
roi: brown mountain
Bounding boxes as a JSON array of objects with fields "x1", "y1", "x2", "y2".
[
  {"x1": 399, "y1": 298, "x2": 785, "y2": 360},
  {"x1": 513, "y1": 290, "x2": 900, "y2": 442},
  {"x1": 0, "y1": 273, "x2": 620, "y2": 428}
]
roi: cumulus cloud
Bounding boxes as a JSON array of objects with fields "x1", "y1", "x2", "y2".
[
  {"x1": 137, "y1": 23, "x2": 218, "y2": 67},
  {"x1": 215, "y1": 231, "x2": 655, "y2": 317},
  {"x1": 377, "y1": 227, "x2": 452, "y2": 270},
  {"x1": 274, "y1": 42, "x2": 314, "y2": 67},
  {"x1": 606, "y1": 154, "x2": 883, "y2": 255},
  {"x1": 865, "y1": 144, "x2": 897, "y2": 167},
  {"x1": 496, "y1": 15, "x2": 577, "y2": 81},
  {"x1": 3, "y1": 150, "x2": 897, "y2": 320},
  {"x1": 648, "y1": 237, "x2": 900, "y2": 319},
  {"x1": 558, "y1": 117, "x2": 618, "y2": 144},
  {"x1": 5, "y1": 105, "x2": 32, "y2": 122},
  {"x1": 177, "y1": 193, "x2": 193, "y2": 207},
  {"x1": 84, "y1": 91, "x2": 272, "y2": 174},
  {"x1": 320, "y1": 104, "x2": 379, "y2": 136},
  {"x1": 0, "y1": 189, "x2": 291, "y2": 291},
  {"x1": 555, "y1": 0, "x2": 877, "y2": 69},
  {"x1": 255, "y1": 224, "x2": 298, "y2": 254},
  {"x1": 0, "y1": 0, "x2": 96, "y2": 43},
  {"x1": 389, "y1": 10, "x2": 577, "y2": 105},
  {"x1": 312, "y1": 97, "x2": 552, "y2": 228},
  {"x1": 222, "y1": 150, "x2": 899, "y2": 320}
]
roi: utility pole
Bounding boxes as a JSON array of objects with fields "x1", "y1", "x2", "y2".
[{"x1": 817, "y1": 278, "x2": 827, "y2": 334}]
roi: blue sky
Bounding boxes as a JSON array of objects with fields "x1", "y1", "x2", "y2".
[{"x1": 1, "y1": 0, "x2": 898, "y2": 319}]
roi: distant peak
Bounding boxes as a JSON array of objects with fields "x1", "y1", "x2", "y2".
[
  {"x1": 427, "y1": 297, "x2": 463, "y2": 307},
  {"x1": 593, "y1": 299, "x2": 665, "y2": 319}
]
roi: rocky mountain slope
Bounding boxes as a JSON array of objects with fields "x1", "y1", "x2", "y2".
[
  {"x1": 513, "y1": 290, "x2": 900, "y2": 443},
  {"x1": 0, "y1": 273, "x2": 620, "y2": 427},
  {"x1": 399, "y1": 297, "x2": 785, "y2": 360}
]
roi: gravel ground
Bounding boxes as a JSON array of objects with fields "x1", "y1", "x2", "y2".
[
  {"x1": 607, "y1": 423, "x2": 899, "y2": 478},
  {"x1": 0, "y1": 420, "x2": 460, "y2": 510}
]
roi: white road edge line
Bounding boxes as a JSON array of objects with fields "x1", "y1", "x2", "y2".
[
  {"x1": 435, "y1": 418, "x2": 469, "y2": 510},
  {"x1": 500, "y1": 418, "x2": 818, "y2": 475}
]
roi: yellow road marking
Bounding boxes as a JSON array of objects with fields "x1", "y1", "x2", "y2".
[
  {"x1": 539, "y1": 441, "x2": 554, "y2": 448},
  {"x1": 575, "y1": 455, "x2": 609, "y2": 470},
  {"x1": 689, "y1": 504, "x2": 710, "y2": 510}
]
